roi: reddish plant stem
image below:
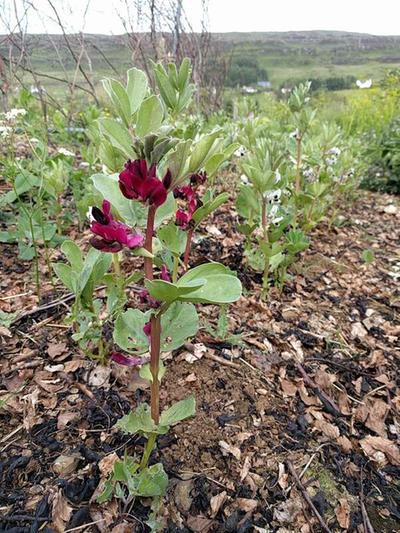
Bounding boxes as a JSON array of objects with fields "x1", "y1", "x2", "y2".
[
  {"x1": 143, "y1": 203, "x2": 160, "y2": 424},
  {"x1": 144, "y1": 205, "x2": 156, "y2": 280},
  {"x1": 149, "y1": 314, "x2": 161, "y2": 424},
  {"x1": 183, "y1": 228, "x2": 194, "y2": 271}
]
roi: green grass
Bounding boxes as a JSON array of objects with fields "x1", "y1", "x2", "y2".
[{"x1": 2, "y1": 30, "x2": 400, "y2": 92}]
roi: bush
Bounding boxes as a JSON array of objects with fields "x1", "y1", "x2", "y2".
[
  {"x1": 362, "y1": 118, "x2": 400, "y2": 194},
  {"x1": 226, "y1": 56, "x2": 268, "y2": 87}
]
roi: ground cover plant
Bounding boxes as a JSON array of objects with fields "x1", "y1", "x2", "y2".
[{"x1": 0, "y1": 51, "x2": 399, "y2": 533}]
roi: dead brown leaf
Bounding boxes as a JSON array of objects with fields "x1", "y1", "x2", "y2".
[
  {"x1": 335, "y1": 498, "x2": 350, "y2": 529},
  {"x1": 360, "y1": 436, "x2": 400, "y2": 465},
  {"x1": 314, "y1": 419, "x2": 340, "y2": 439}
]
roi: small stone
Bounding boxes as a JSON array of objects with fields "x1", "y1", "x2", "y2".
[{"x1": 53, "y1": 454, "x2": 81, "y2": 475}]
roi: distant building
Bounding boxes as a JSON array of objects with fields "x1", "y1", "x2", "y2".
[
  {"x1": 356, "y1": 79, "x2": 372, "y2": 89},
  {"x1": 241, "y1": 86, "x2": 257, "y2": 94},
  {"x1": 257, "y1": 80, "x2": 271, "y2": 89}
]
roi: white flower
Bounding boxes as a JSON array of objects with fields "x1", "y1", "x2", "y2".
[
  {"x1": 289, "y1": 129, "x2": 299, "y2": 139},
  {"x1": 30, "y1": 137, "x2": 40, "y2": 144},
  {"x1": 265, "y1": 189, "x2": 282, "y2": 204},
  {"x1": 274, "y1": 170, "x2": 281, "y2": 184},
  {"x1": 268, "y1": 204, "x2": 279, "y2": 218},
  {"x1": 86, "y1": 207, "x2": 95, "y2": 223},
  {"x1": 272, "y1": 216, "x2": 284, "y2": 226},
  {"x1": 5, "y1": 108, "x2": 26, "y2": 121},
  {"x1": 79, "y1": 161, "x2": 90, "y2": 168},
  {"x1": 58, "y1": 147, "x2": 75, "y2": 157},
  {"x1": 234, "y1": 146, "x2": 246, "y2": 158},
  {"x1": 329, "y1": 146, "x2": 341, "y2": 156},
  {"x1": 325, "y1": 156, "x2": 337, "y2": 166},
  {"x1": 0, "y1": 125, "x2": 12, "y2": 138},
  {"x1": 240, "y1": 174, "x2": 250, "y2": 185}
]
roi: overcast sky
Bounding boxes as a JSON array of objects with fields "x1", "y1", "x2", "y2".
[{"x1": 1, "y1": 0, "x2": 400, "y2": 35}]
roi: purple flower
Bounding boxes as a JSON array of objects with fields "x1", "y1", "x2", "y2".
[
  {"x1": 160, "y1": 265, "x2": 171, "y2": 282},
  {"x1": 110, "y1": 352, "x2": 144, "y2": 367},
  {"x1": 139, "y1": 289, "x2": 159, "y2": 308},
  {"x1": 89, "y1": 200, "x2": 144, "y2": 253},
  {"x1": 119, "y1": 159, "x2": 170, "y2": 207},
  {"x1": 143, "y1": 321, "x2": 152, "y2": 338},
  {"x1": 190, "y1": 171, "x2": 207, "y2": 186},
  {"x1": 174, "y1": 185, "x2": 198, "y2": 230}
]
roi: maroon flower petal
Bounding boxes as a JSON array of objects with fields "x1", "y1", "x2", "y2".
[
  {"x1": 160, "y1": 265, "x2": 171, "y2": 282},
  {"x1": 89, "y1": 236, "x2": 123, "y2": 253},
  {"x1": 110, "y1": 352, "x2": 144, "y2": 366},
  {"x1": 143, "y1": 321, "x2": 152, "y2": 338}
]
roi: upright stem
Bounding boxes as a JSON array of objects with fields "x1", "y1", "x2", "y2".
[
  {"x1": 112, "y1": 253, "x2": 121, "y2": 276},
  {"x1": 295, "y1": 135, "x2": 302, "y2": 194},
  {"x1": 150, "y1": 314, "x2": 161, "y2": 424},
  {"x1": 183, "y1": 228, "x2": 194, "y2": 271},
  {"x1": 172, "y1": 255, "x2": 179, "y2": 283},
  {"x1": 143, "y1": 203, "x2": 160, "y2": 425},
  {"x1": 144, "y1": 205, "x2": 156, "y2": 280},
  {"x1": 261, "y1": 198, "x2": 270, "y2": 289}
]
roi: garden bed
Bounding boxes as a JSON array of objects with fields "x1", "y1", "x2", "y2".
[{"x1": 1, "y1": 190, "x2": 399, "y2": 532}]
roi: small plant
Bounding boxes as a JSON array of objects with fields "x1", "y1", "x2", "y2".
[{"x1": 55, "y1": 61, "x2": 242, "y2": 525}]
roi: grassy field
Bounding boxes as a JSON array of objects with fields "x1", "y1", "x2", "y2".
[{"x1": 2, "y1": 30, "x2": 400, "y2": 90}]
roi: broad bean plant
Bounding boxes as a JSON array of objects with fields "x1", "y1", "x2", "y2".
[
  {"x1": 53, "y1": 60, "x2": 242, "y2": 524},
  {"x1": 236, "y1": 82, "x2": 360, "y2": 291}
]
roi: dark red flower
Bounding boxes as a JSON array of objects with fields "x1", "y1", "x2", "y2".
[
  {"x1": 175, "y1": 209, "x2": 191, "y2": 229},
  {"x1": 90, "y1": 200, "x2": 143, "y2": 253},
  {"x1": 143, "y1": 321, "x2": 152, "y2": 338},
  {"x1": 138, "y1": 289, "x2": 159, "y2": 308},
  {"x1": 190, "y1": 171, "x2": 207, "y2": 186},
  {"x1": 110, "y1": 352, "x2": 144, "y2": 367},
  {"x1": 160, "y1": 265, "x2": 171, "y2": 282},
  {"x1": 174, "y1": 185, "x2": 198, "y2": 230},
  {"x1": 119, "y1": 159, "x2": 170, "y2": 207}
]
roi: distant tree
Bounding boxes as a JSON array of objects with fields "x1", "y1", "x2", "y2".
[{"x1": 225, "y1": 55, "x2": 268, "y2": 87}]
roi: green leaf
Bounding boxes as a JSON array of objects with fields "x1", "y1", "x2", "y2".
[
  {"x1": 269, "y1": 252, "x2": 285, "y2": 271},
  {"x1": 136, "y1": 95, "x2": 164, "y2": 138},
  {"x1": 139, "y1": 360, "x2": 166, "y2": 383},
  {"x1": 127, "y1": 67, "x2": 148, "y2": 113},
  {"x1": 160, "y1": 302, "x2": 199, "y2": 351},
  {"x1": 161, "y1": 140, "x2": 192, "y2": 186},
  {"x1": 145, "y1": 278, "x2": 205, "y2": 304},
  {"x1": 102, "y1": 78, "x2": 132, "y2": 127},
  {"x1": 97, "y1": 479, "x2": 113, "y2": 503},
  {"x1": 98, "y1": 118, "x2": 134, "y2": 160},
  {"x1": 153, "y1": 64, "x2": 177, "y2": 109},
  {"x1": 192, "y1": 193, "x2": 229, "y2": 225},
  {"x1": 362, "y1": 249, "x2": 375, "y2": 264},
  {"x1": 188, "y1": 130, "x2": 221, "y2": 173},
  {"x1": 145, "y1": 280, "x2": 180, "y2": 304},
  {"x1": 176, "y1": 263, "x2": 242, "y2": 304},
  {"x1": 135, "y1": 463, "x2": 168, "y2": 497},
  {"x1": 0, "y1": 310, "x2": 18, "y2": 328},
  {"x1": 52, "y1": 263, "x2": 76, "y2": 293},
  {"x1": 61, "y1": 240, "x2": 83, "y2": 271},
  {"x1": 177, "y1": 58, "x2": 191, "y2": 91},
  {"x1": 113, "y1": 308, "x2": 150, "y2": 354},
  {"x1": 157, "y1": 222, "x2": 186, "y2": 255},
  {"x1": 0, "y1": 172, "x2": 40, "y2": 206},
  {"x1": 115, "y1": 403, "x2": 160, "y2": 434},
  {"x1": 159, "y1": 396, "x2": 196, "y2": 427}
]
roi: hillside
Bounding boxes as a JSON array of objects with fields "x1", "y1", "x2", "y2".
[{"x1": 1, "y1": 30, "x2": 400, "y2": 87}]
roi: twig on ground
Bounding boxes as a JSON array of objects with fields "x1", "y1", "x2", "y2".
[
  {"x1": 205, "y1": 352, "x2": 241, "y2": 369},
  {"x1": 296, "y1": 362, "x2": 344, "y2": 417},
  {"x1": 286, "y1": 460, "x2": 333, "y2": 533}
]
